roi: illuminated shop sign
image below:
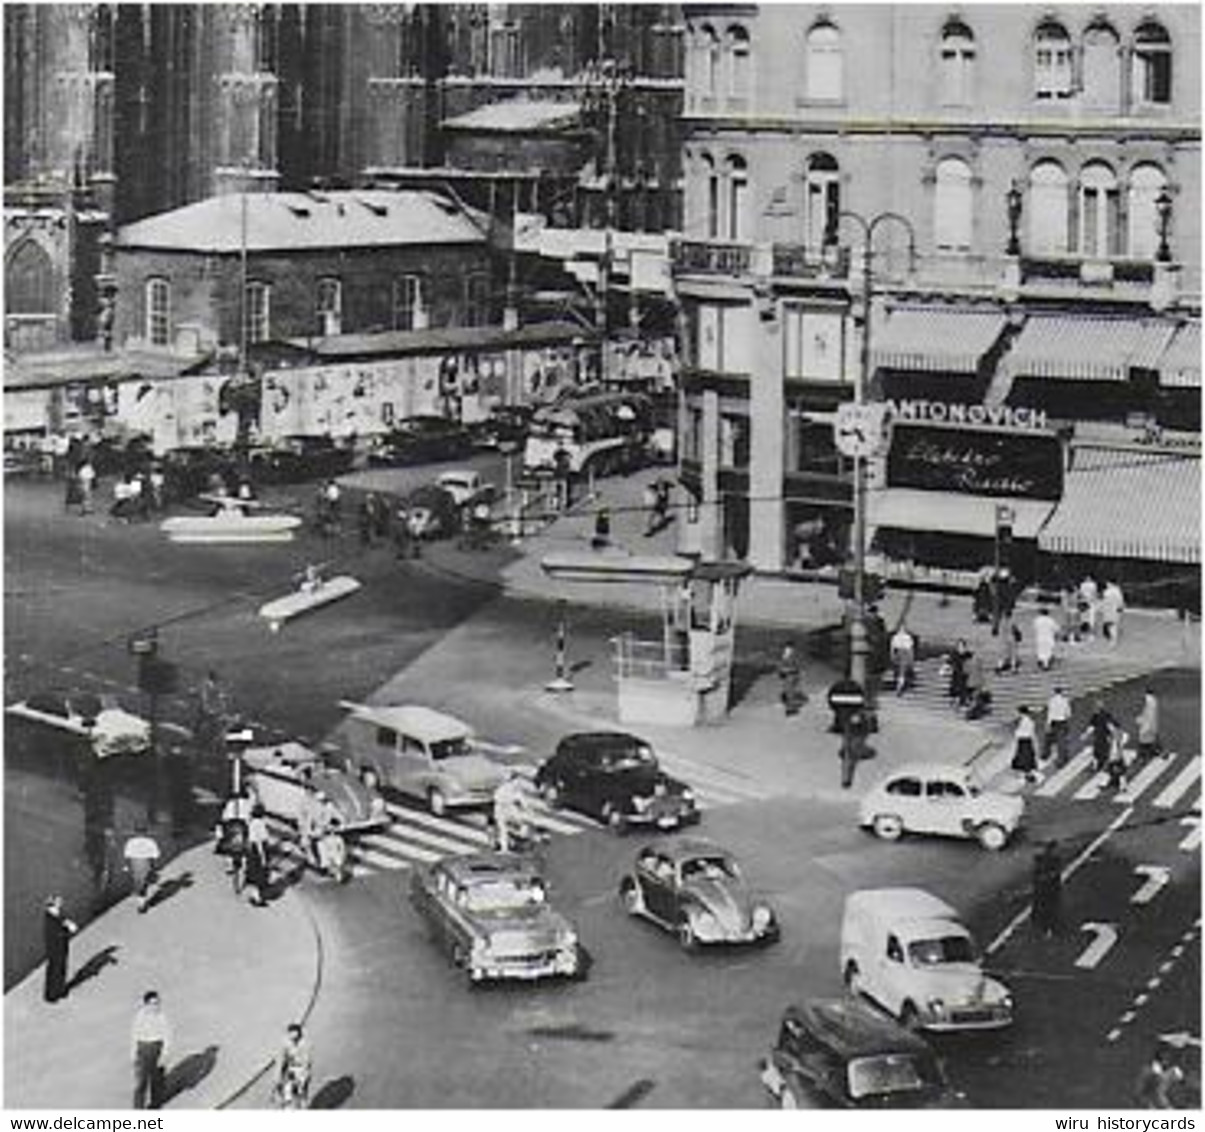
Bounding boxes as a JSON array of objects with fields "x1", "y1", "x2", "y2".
[{"x1": 886, "y1": 399, "x2": 1049, "y2": 432}]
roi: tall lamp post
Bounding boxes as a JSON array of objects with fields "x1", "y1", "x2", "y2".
[
  {"x1": 828, "y1": 210, "x2": 916, "y2": 695},
  {"x1": 1156, "y1": 188, "x2": 1173, "y2": 264}
]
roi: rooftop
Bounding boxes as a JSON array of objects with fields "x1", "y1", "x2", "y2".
[{"x1": 443, "y1": 99, "x2": 582, "y2": 134}]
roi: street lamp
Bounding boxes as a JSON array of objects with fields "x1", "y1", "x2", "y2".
[
  {"x1": 1156, "y1": 188, "x2": 1173, "y2": 264},
  {"x1": 1006, "y1": 180, "x2": 1023, "y2": 257},
  {"x1": 827, "y1": 209, "x2": 917, "y2": 697}
]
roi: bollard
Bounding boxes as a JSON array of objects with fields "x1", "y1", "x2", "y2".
[{"x1": 546, "y1": 605, "x2": 574, "y2": 693}]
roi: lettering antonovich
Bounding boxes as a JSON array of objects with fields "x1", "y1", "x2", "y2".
[{"x1": 886, "y1": 398, "x2": 1048, "y2": 432}]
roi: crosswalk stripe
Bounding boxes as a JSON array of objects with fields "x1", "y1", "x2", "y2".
[
  {"x1": 368, "y1": 822, "x2": 478, "y2": 856},
  {"x1": 1035, "y1": 749, "x2": 1094, "y2": 797},
  {"x1": 1115, "y1": 753, "x2": 1178, "y2": 805},
  {"x1": 1073, "y1": 769, "x2": 1111, "y2": 802},
  {"x1": 354, "y1": 839, "x2": 437, "y2": 867},
  {"x1": 382, "y1": 802, "x2": 493, "y2": 844},
  {"x1": 1153, "y1": 756, "x2": 1202, "y2": 809},
  {"x1": 527, "y1": 807, "x2": 594, "y2": 836}
]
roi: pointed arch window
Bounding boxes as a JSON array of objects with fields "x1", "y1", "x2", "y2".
[
  {"x1": 934, "y1": 157, "x2": 973, "y2": 252},
  {"x1": 1079, "y1": 162, "x2": 1120, "y2": 258},
  {"x1": 1133, "y1": 22, "x2": 1172, "y2": 105},
  {"x1": 727, "y1": 25, "x2": 751, "y2": 100},
  {"x1": 726, "y1": 155, "x2": 748, "y2": 242},
  {"x1": 700, "y1": 24, "x2": 721, "y2": 98},
  {"x1": 939, "y1": 20, "x2": 975, "y2": 107},
  {"x1": 1028, "y1": 161, "x2": 1069, "y2": 254},
  {"x1": 1127, "y1": 165, "x2": 1167, "y2": 259},
  {"x1": 1034, "y1": 21, "x2": 1073, "y2": 100},
  {"x1": 805, "y1": 22, "x2": 843, "y2": 102},
  {"x1": 5, "y1": 240, "x2": 54, "y2": 315},
  {"x1": 804, "y1": 153, "x2": 840, "y2": 251}
]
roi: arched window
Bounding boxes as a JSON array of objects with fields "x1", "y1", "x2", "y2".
[
  {"x1": 726, "y1": 155, "x2": 748, "y2": 241},
  {"x1": 805, "y1": 22, "x2": 843, "y2": 102},
  {"x1": 1034, "y1": 21, "x2": 1073, "y2": 100},
  {"x1": 1079, "y1": 162, "x2": 1120, "y2": 258},
  {"x1": 939, "y1": 20, "x2": 975, "y2": 107},
  {"x1": 1081, "y1": 21, "x2": 1121, "y2": 111},
  {"x1": 1127, "y1": 164, "x2": 1167, "y2": 259},
  {"x1": 145, "y1": 277, "x2": 171, "y2": 346},
  {"x1": 804, "y1": 153, "x2": 840, "y2": 250},
  {"x1": 727, "y1": 25, "x2": 750, "y2": 100},
  {"x1": 1029, "y1": 161, "x2": 1069, "y2": 253},
  {"x1": 5, "y1": 240, "x2": 54, "y2": 314},
  {"x1": 701, "y1": 153, "x2": 719, "y2": 238},
  {"x1": 1133, "y1": 22, "x2": 1172, "y2": 105},
  {"x1": 700, "y1": 24, "x2": 721, "y2": 98},
  {"x1": 934, "y1": 157, "x2": 973, "y2": 252}
]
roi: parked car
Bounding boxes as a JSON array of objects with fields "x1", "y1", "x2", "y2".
[
  {"x1": 338, "y1": 702, "x2": 507, "y2": 816},
  {"x1": 242, "y1": 740, "x2": 388, "y2": 833},
  {"x1": 409, "y1": 852, "x2": 583, "y2": 985},
  {"x1": 6, "y1": 691, "x2": 151, "y2": 758},
  {"x1": 760, "y1": 998, "x2": 965, "y2": 1109},
  {"x1": 398, "y1": 484, "x2": 460, "y2": 540},
  {"x1": 161, "y1": 446, "x2": 243, "y2": 501},
  {"x1": 250, "y1": 436, "x2": 354, "y2": 484},
  {"x1": 619, "y1": 838, "x2": 778, "y2": 949},
  {"x1": 858, "y1": 762, "x2": 1023, "y2": 850},
  {"x1": 469, "y1": 406, "x2": 533, "y2": 453},
  {"x1": 368, "y1": 416, "x2": 473, "y2": 466},
  {"x1": 534, "y1": 731, "x2": 698, "y2": 832},
  {"x1": 840, "y1": 888, "x2": 1014, "y2": 1033},
  {"x1": 3, "y1": 447, "x2": 42, "y2": 476},
  {"x1": 435, "y1": 468, "x2": 485, "y2": 507}
]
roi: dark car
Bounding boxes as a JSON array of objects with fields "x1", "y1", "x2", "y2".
[
  {"x1": 368, "y1": 416, "x2": 473, "y2": 466},
  {"x1": 533, "y1": 732, "x2": 698, "y2": 832},
  {"x1": 161, "y1": 446, "x2": 243, "y2": 501},
  {"x1": 760, "y1": 999, "x2": 965, "y2": 1109},
  {"x1": 469, "y1": 406, "x2": 534, "y2": 453},
  {"x1": 250, "y1": 436, "x2": 354, "y2": 484},
  {"x1": 398, "y1": 484, "x2": 460, "y2": 540}
]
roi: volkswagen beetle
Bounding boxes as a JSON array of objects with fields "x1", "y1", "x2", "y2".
[{"x1": 619, "y1": 838, "x2": 779, "y2": 949}]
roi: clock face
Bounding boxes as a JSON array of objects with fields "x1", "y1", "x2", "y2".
[{"x1": 834, "y1": 404, "x2": 879, "y2": 458}]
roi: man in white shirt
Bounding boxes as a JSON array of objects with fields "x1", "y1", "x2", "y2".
[
  {"x1": 1032, "y1": 607, "x2": 1060, "y2": 671},
  {"x1": 1044, "y1": 687, "x2": 1072, "y2": 767},
  {"x1": 889, "y1": 624, "x2": 916, "y2": 695},
  {"x1": 123, "y1": 827, "x2": 161, "y2": 913},
  {"x1": 131, "y1": 990, "x2": 172, "y2": 1109}
]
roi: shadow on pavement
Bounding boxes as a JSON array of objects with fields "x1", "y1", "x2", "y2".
[
  {"x1": 163, "y1": 1044, "x2": 219, "y2": 1104},
  {"x1": 310, "y1": 1074, "x2": 355, "y2": 1109},
  {"x1": 144, "y1": 871, "x2": 194, "y2": 912},
  {"x1": 65, "y1": 944, "x2": 120, "y2": 995}
]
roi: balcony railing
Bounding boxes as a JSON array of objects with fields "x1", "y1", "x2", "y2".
[
  {"x1": 672, "y1": 238, "x2": 752, "y2": 276},
  {"x1": 772, "y1": 243, "x2": 851, "y2": 280},
  {"x1": 1020, "y1": 254, "x2": 1156, "y2": 287}
]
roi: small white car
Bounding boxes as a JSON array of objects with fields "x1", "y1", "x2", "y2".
[
  {"x1": 7, "y1": 691, "x2": 152, "y2": 758},
  {"x1": 858, "y1": 762, "x2": 1023, "y2": 850},
  {"x1": 436, "y1": 469, "x2": 484, "y2": 507}
]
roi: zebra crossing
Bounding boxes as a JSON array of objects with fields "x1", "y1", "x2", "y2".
[
  {"x1": 270, "y1": 754, "x2": 774, "y2": 879},
  {"x1": 976, "y1": 742, "x2": 1201, "y2": 816}
]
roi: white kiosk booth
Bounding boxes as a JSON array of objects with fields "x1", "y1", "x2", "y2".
[{"x1": 540, "y1": 552, "x2": 751, "y2": 727}]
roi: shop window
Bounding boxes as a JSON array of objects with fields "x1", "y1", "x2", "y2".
[
  {"x1": 145, "y1": 277, "x2": 171, "y2": 347},
  {"x1": 697, "y1": 303, "x2": 753, "y2": 374},
  {"x1": 934, "y1": 157, "x2": 973, "y2": 252},
  {"x1": 393, "y1": 275, "x2": 423, "y2": 331},
  {"x1": 1132, "y1": 22, "x2": 1172, "y2": 106},
  {"x1": 1079, "y1": 162, "x2": 1120, "y2": 258},
  {"x1": 726, "y1": 155, "x2": 749, "y2": 241},
  {"x1": 727, "y1": 25, "x2": 750, "y2": 100},
  {"x1": 5, "y1": 240, "x2": 54, "y2": 315},
  {"x1": 804, "y1": 153, "x2": 840, "y2": 251},
  {"x1": 316, "y1": 277, "x2": 342, "y2": 336},
  {"x1": 1034, "y1": 21, "x2": 1073, "y2": 100},
  {"x1": 719, "y1": 413, "x2": 750, "y2": 469},
  {"x1": 939, "y1": 20, "x2": 975, "y2": 107},
  {"x1": 1081, "y1": 21, "x2": 1121, "y2": 112},
  {"x1": 1127, "y1": 164, "x2": 1167, "y2": 260},
  {"x1": 785, "y1": 405, "x2": 841, "y2": 476},
  {"x1": 1028, "y1": 161, "x2": 1070, "y2": 254},
  {"x1": 245, "y1": 281, "x2": 271, "y2": 343},
  {"x1": 783, "y1": 307, "x2": 844, "y2": 382},
  {"x1": 805, "y1": 21, "x2": 843, "y2": 102}
]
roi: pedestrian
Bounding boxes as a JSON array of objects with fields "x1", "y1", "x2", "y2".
[
  {"x1": 972, "y1": 570, "x2": 994, "y2": 624},
  {"x1": 323, "y1": 479, "x2": 342, "y2": 533},
  {"x1": 1010, "y1": 705, "x2": 1040, "y2": 783},
  {"x1": 1060, "y1": 584, "x2": 1080, "y2": 643},
  {"x1": 77, "y1": 460, "x2": 96, "y2": 515},
  {"x1": 245, "y1": 804, "x2": 271, "y2": 907},
  {"x1": 964, "y1": 651, "x2": 992, "y2": 720},
  {"x1": 123, "y1": 824, "x2": 161, "y2": 913},
  {"x1": 131, "y1": 990, "x2": 171, "y2": 1110},
  {"x1": 1078, "y1": 575, "x2": 1100, "y2": 638},
  {"x1": 1082, "y1": 699, "x2": 1121, "y2": 773},
  {"x1": 217, "y1": 786, "x2": 253, "y2": 881},
  {"x1": 838, "y1": 709, "x2": 870, "y2": 790},
  {"x1": 1135, "y1": 1042, "x2": 1186, "y2": 1109},
  {"x1": 1104, "y1": 722, "x2": 1132, "y2": 792},
  {"x1": 946, "y1": 639, "x2": 973, "y2": 706},
  {"x1": 642, "y1": 481, "x2": 659, "y2": 536},
  {"x1": 274, "y1": 1022, "x2": 313, "y2": 1109},
  {"x1": 1101, "y1": 580, "x2": 1125, "y2": 644},
  {"x1": 991, "y1": 568, "x2": 1016, "y2": 636},
  {"x1": 64, "y1": 465, "x2": 84, "y2": 512},
  {"x1": 1044, "y1": 686, "x2": 1072, "y2": 767},
  {"x1": 393, "y1": 506, "x2": 417, "y2": 559},
  {"x1": 654, "y1": 479, "x2": 671, "y2": 530},
  {"x1": 43, "y1": 895, "x2": 78, "y2": 1003},
  {"x1": 1031, "y1": 841, "x2": 1062, "y2": 938},
  {"x1": 889, "y1": 623, "x2": 916, "y2": 694},
  {"x1": 778, "y1": 644, "x2": 805, "y2": 716},
  {"x1": 592, "y1": 506, "x2": 611, "y2": 551},
  {"x1": 996, "y1": 615, "x2": 1022, "y2": 674},
  {"x1": 148, "y1": 465, "x2": 166, "y2": 511},
  {"x1": 1032, "y1": 606, "x2": 1060, "y2": 671},
  {"x1": 1135, "y1": 688, "x2": 1161, "y2": 765}
]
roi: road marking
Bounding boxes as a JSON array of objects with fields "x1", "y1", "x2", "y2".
[
  {"x1": 1158, "y1": 960, "x2": 1175, "y2": 975},
  {"x1": 1180, "y1": 816, "x2": 1202, "y2": 852},
  {"x1": 382, "y1": 802, "x2": 493, "y2": 845},
  {"x1": 1073, "y1": 770, "x2": 1110, "y2": 801},
  {"x1": 373, "y1": 822, "x2": 479, "y2": 856},
  {"x1": 1035, "y1": 749, "x2": 1093, "y2": 797},
  {"x1": 1075, "y1": 922, "x2": 1118, "y2": 970},
  {"x1": 1107, "y1": 1028, "x2": 1123, "y2": 1043},
  {"x1": 1130, "y1": 864, "x2": 1171, "y2": 905},
  {"x1": 1135, "y1": 994, "x2": 1149, "y2": 1006},
  {"x1": 1119, "y1": 1010, "x2": 1136, "y2": 1024},
  {"x1": 1154, "y1": 756, "x2": 1201, "y2": 809},
  {"x1": 986, "y1": 806, "x2": 1133, "y2": 956},
  {"x1": 1147, "y1": 977, "x2": 1162, "y2": 990},
  {"x1": 1115, "y1": 754, "x2": 1177, "y2": 805}
]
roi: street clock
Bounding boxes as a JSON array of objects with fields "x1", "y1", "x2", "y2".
[{"x1": 834, "y1": 402, "x2": 891, "y2": 459}]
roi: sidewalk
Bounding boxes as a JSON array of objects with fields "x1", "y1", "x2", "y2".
[{"x1": 4, "y1": 843, "x2": 320, "y2": 1110}]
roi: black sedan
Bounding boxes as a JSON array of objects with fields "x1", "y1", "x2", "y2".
[
  {"x1": 250, "y1": 436, "x2": 354, "y2": 484},
  {"x1": 368, "y1": 416, "x2": 473, "y2": 466},
  {"x1": 533, "y1": 732, "x2": 699, "y2": 832}
]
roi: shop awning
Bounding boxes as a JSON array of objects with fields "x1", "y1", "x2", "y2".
[
  {"x1": 1006, "y1": 315, "x2": 1175, "y2": 383},
  {"x1": 1158, "y1": 321, "x2": 1201, "y2": 389},
  {"x1": 1038, "y1": 450, "x2": 1200, "y2": 564},
  {"x1": 868, "y1": 488, "x2": 1056, "y2": 539},
  {"x1": 871, "y1": 306, "x2": 1008, "y2": 374}
]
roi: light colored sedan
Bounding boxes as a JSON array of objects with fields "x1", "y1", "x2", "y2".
[
  {"x1": 858, "y1": 762, "x2": 1023, "y2": 850},
  {"x1": 7, "y1": 691, "x2": 151, "y2": 758},
  {"x1": 436, "y1": 469, "x2": 484, "y2": 507}
]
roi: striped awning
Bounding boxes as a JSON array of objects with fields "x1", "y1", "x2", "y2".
[
  {"x1": 1158, "y1": 321, "x2": 1201, "y2": 389},
  {"x1": 1007, "y1": 315, "x2": 1176, "y2": 383},
  {"x1": 868, "y1": 488, "x2": 1056, "y2": 539},
  {"x1": 1038, "y1": 451, "x2": 1200, "y2": 564},
  {"x1": 871, "y1": 307, "x2": 1008, "y2": 374}
]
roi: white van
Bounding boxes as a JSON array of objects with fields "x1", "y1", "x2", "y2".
[
  {"x1": 840, "y1": 888, "x2": 1013, "y2": 1033},
  {"x1": 338, "y1": 702, "x2": 507, "y2": 816}
]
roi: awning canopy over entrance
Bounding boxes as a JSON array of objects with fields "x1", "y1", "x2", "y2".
[
  {"x1": 1158, "y1": 321, "x2": 1201, "y2": 390},
  {"x1": 868, "y1": 488, "x2": 1056, "y2": 539},
  {"x1": 871, "y1": 306, "x2": 1008, "y2": 374},
  {"x1": 1006, "y1": 315, "x2": 1175, "y2": 383},
  {"x1": 1038, "y1": 450, "x2": 1200, "y2": 564}
]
